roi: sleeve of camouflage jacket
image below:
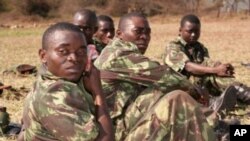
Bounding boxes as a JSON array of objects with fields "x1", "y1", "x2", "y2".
[
  {"x1": 163, "y1": 41, "x2": 190, "y2": 72},
  {"x1": 95, "y1": 39, "x2": 195, "y2": 94},
  {"x1": 29, "y1": 80, "x2": 99, "y2": 141},
  {"x1": 163, "y1": 41, "x2": 212, "y2": 69}
]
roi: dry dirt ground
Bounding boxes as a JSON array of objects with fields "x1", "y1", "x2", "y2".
[{"x1": 0, "y1": 17, "x2": 250, "y2": 140}]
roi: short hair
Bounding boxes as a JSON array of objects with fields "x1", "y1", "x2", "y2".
[
  {"x1": 180, "y1": 14, "x2": 200, "y2": 27},
  {"x1": 97, "y1": 15, "x2": 114, "y2": 24},
  {"x1": 73, "y1": 9, "x2": 97, "y2": 25},
  {"x1": 42, "y1": 22, "x2": 84, "y2": 49},
  {"x1": 118, "y1": 12, "x2": 147, "y2": 31}
]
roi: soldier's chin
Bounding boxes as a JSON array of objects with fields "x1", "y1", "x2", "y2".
[
  {"x1": 189, "y1": 40, "x2": 197, "y2": 45},
  {"x1": 102, "y1": 39, "x2": 110, "y2": 45},
  {"x1": 137, "y1": 46, "x2": 147, "y2": 54},
  {"x1": 64, "y1": 74, "x2": 82, "y2": 83}
]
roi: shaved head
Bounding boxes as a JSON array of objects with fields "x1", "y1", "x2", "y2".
[
  {"x1": 180, "y1": 14, "x2": 200, "y2": 27},
  {"x1": 73, "y1": 9, "x2": 97, "y2": 44},
  {"x1": 73, "y1": 9, "x2": 97, "y2": 25},
  {"x1": 118, "y1": 12, "x2": 147, "y2": 31},
  {"x1": 42, "y1": 22, "x2": 84, "y2": 50},
  {"x1": 98, "y1": 15, "x2": 114, "y2": 24}
]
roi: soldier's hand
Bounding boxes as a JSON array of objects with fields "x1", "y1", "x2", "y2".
[
  {"x1": 83, "y1": 62, "x2": 102, "y2": 98},
  {"x1": 226, "y1": 63, "x2": 235, "y2": 75},
  {"x1": 215, "y1": 63, "x2": 234, "y2": 77}
]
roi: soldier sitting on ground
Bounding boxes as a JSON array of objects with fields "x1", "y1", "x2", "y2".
[
  {"x1": 163, "y1": 14, "x2": 250, "y2": 105},
  {"x1": 73, "y1": 9, "x2": 99, "y2": 60},
  {"x1": 94, "y1": 12, "x2": 238, "y2": 141},
  {"x1": 17, "y1": 22, "x2": 114, "y2": 141},
  {"x1": 93, "y1": 15, "x2": 115, "y2": 53}
]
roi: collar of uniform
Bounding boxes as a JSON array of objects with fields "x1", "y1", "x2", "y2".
[
  {"x1": 38, "y1": 64, "x2": 62, "y2": 81},
  {"x1": 92, "y1": 37, "x2": 102, "y2": 44},
  {"x1": 38, "y1": 64, "x2": 85, "y2": 89},
  {"x1": 112, "y1": 37, "x2": 141, "y2": 54},
  {"x1": 177, "y1": 36, "x2": 188, "y2": 46}
]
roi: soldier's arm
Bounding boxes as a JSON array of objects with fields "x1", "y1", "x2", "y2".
[
  {"x1": 165, "y1": 42, "x2": 233, "y2": 76},
  {"x1": 185, "y1": 61, "x2": 231, "y2": 76},
  {"x1": 163, "y1": 42, "x2": 189, "y2": 72},
  {"x1": 83, "y1": 65, "x2": 115, "y2": 141}
]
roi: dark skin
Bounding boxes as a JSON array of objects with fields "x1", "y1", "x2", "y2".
[
  {"x1": 73, "y1": 13, "x2": 98, "y2": 44},
  {"x1": 18, "y1": 30, "x2": 114, "y2": 141},
  {"x1": 94, "y1": 20, "x2": 115, "y2": 45},
  {"x1": 117, "y1": 16, "x2": 151, "y2": 54},
  {"x1": 39, "y1": 30, "x2": 87, "y2": 82},
  {"x1": 180, "y1": 21, "x2": 234, "y2": 77}
]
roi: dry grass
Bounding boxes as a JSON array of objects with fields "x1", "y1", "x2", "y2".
[
  {"x1": 146, "y1": 18, "x2": 250, "y2": 85},
  {"x1": 0, "y1": 17, "x2": 250, "y2": 140}
]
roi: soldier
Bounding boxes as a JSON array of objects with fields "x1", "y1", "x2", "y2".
[
  {"x1": 73, "y1": 9, "x2": 99, "y2": 60},
  {"x1": 94, "y1": 12, "x2": 223, "y2": 141},
  {"x1": 162, "y1": 14, "x2": 250, "y2": 104},
  {"x1": 93, "y1": 15, "x2": 115, "y2": 53},
  {"x1": 18, "y1": 22, "x2": 114, "y2": 141}
]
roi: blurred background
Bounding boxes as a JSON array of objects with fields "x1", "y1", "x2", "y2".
[{"x1": 0, "y1": 0, "x2": 250, "y2": 24}]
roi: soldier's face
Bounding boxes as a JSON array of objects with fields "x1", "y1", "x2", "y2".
[
  {"x1": 94, "y1": 20, "x2": 115, "y2": 45},
  {"x1": 180, "y1": 21, "x2": 200, "y2": 45},
  {"x1": 40, "y1": 30, "x2": 87, "y2": 82},
  {"x1": 73, "y1": 15, "x2": 97, "y2": 44},
  {"x1": 118, "y1": 17, "x2": 151, "y2": 54}
]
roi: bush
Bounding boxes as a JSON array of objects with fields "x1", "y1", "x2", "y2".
[
  {"x1": 107, "y1": 0, "x2": 129, "y2": 16},
  {"x1": 15, "y1": 0, "x2": 62, "y2": 18},
  {"x1": 0, "y1": 0, "x2": 8, "y2": 12}
]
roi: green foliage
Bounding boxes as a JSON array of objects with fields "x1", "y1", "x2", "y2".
[
  {"x1": 79, "y1": 0, "x2": 107, "y2": 7},
  {"x1": 15, "y1": 0, "x2": 62, "y2": 18},
  {"x1": 0, "y1": 0, "x2": 8, "y2": 12},
  {"x1": 107, "y1": 0, "x2": 129, "y2": 16}
]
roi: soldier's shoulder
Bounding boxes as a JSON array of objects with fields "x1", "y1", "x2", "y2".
[
  {"x1": 108, "y1": 38, "x2": 138, "y2": 53},
  {"x1": 168, "y1": 38, "x2": 181, "y2": 44},
  {"x1": 168, "y1": 38, "x2": 183, "y2": 47},
  {"x1": 196, "y1": 41, "x2": 207, "y2": 48},
  {"x1": 196, "y1": 41, "x2": 209, "y2": 52},
  {"x1": 166, "y1": 39, "x2": 183, "y2": 52},
  {"x1": 38, "y1": 78, "x2": 78, "y2": 95}
]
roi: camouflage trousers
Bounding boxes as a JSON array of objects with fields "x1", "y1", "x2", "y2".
[{"x1": 115, "y1": 89, "x2": 216, "y2": 141}]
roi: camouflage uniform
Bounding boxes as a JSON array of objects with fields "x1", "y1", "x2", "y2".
[
  {"x1": 94, "y1": 38, "x2": 216, "y2": 141},
  {"x1": 163, "y1": 36, "x2": 236, "y2": 96},
  {"x1": 93, "y1": 37, "x2": 106, "y2": 54},
  {"x1": 22, "y1": 65, "x2": 99, "y2": 141}
]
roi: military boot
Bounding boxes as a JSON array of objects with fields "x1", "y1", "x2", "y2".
[
  {"x1": 234, "y1": 84, "x2": 250, "y2": 104},
  {"x1": 214, "y1": 119, "x2": 240, "y2": 141},
  {"x1": 0, "y1": 106, "x2": 10, "y2": 134},
  {"x1": 209, "y1": 85, "x2": 237, "y2": 113}
]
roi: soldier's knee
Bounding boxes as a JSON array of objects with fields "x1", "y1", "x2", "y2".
[{"x1": 166, "y1": 90, "x2": 198, "y2": 104}]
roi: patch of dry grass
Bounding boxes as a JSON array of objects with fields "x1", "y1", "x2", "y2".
[{"x1": 0, "y1": 18, "x2": 250, "y2": 140}]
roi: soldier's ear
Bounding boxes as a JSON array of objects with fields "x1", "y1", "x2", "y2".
[
  {"x1": 94, "y1": 26, "x2": 98, "y2": 33},
  {"x1": 116, "y1": 29, "x2": 122, "y2": 38},
  {"x1": 179, "y1": 27, "x2": 182, "y2": 32},
  {"x1": 39, "y1": 48, "x2": 47, "y2": 64},
  {"x1": 178, "y1": 27, "x2": 182, "y2": 36}
]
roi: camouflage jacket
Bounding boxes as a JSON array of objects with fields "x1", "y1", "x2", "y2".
[
  {"x1": 22, "y1": 65, "x2": 99, "y2": 141},
  {"x1": 93, "y1": 37, "x2": 106, "y2": 54},
  {"x1": 94, "y1": 38, "x2": 198, "y2": 119},
  {"x1": 163, "y1": 36, "x2": 210, "y2": 78}
]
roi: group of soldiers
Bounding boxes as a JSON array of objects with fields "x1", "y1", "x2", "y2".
[{"x1": 0, "y1": 8, "x2": 249, "y2": 141}]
